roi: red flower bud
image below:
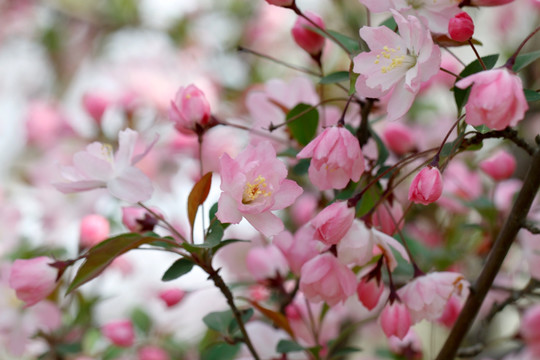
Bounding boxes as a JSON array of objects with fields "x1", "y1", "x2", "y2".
[{"x1": 448, "y1": 12, "x2": 474, "y2": 42}]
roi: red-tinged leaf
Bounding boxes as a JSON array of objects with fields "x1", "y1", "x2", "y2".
[
  {"x1": 66, "y1": 233, "x2": 163, "y2": 293},
  {"x1": 188, "y1": 172, "x2": 213, "y2": 231},
  {"x1": 432, "y1": 34, "x2": 482, "y2": 47},
  {"x1": 247, "y1": 300, "x2": 296, "y2": 339}
]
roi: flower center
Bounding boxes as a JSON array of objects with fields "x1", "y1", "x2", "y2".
[
  {"x1": 406, "y1": 0, "x2": 424, "y2": 9},
  {"x1": 374, "y1": 46, "x2": 416, "y2": 74},
  {"x1": 101, "y1": 144, "x2": 114, "y2": 163},
  {"x1": 242, "y1": 175, "x2": 271, "y2": 204}
]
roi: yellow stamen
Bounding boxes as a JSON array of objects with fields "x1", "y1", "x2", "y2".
[{"x1": 242, "y1": 175, "x2": 272, "y2": 204}]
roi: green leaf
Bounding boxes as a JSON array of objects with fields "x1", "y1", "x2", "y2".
[
  {"x1": 228, "y1": 308, "x2": 254, "y2": 335},
  {"x1": 209, "y1": 202, "x2": 219, "y2": 222},
  {"x1": 277, "y1": 340, "x2": 305, "y2": 353},
  {"x1": 67, "y1": 233, "x2": 163, "y2": 293},
  {"x1": 513, "y1": 50, "x2": 540, "y2": 72},
  {"x1": 201, "y1": 343, "x2": 240, "y2": 360},
  {"x1": 329, "y1": 346, "x2": 362, "y2": 358},
  {"x1": 206, "y1": 221, "x2": 224, "y2": 246},
  {"x1": 286, "y1": 104, "x2": 319, "y2": 146},
  {"x1": 319, "y1": 71, "x2": 349, "y2": 84},
  {"x1": 379, "y1": 16, "x2": 397, "y2": 30},
  {"x1": 161, "y1": 258, "x2": 195, "y2": 282},
  {"x1": 292, "y1": 158, "x2": 310, "y2": 176},
  {"x1": 454, "y1": 54, "x2": 499, "y2": 115},
  {"x1": 203, "y1": 310, "x2": 235, "y2": 333},
  {"x1": 525, "y1": 89, "x2": 540, "y2": 102},
  {"x1": 55, "y1": 343, "x2": 82, "y2": 355},
  {"x1": 305, "y1": 27, "x2": 360, "y2": 54},
  {"x1": 103, "y1": 346, "x2": 124, "y2": 360},
  {"x1": 474, "y1": 125, "x2": 490, "y2": 134},
  {"x1": 188, "y1": 172, "x2": 213, "y2": 232},
  {"x1": 131, "y1": 307, "x2": 152, "y2": 333}
]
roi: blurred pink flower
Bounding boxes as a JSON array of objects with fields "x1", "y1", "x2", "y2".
[
  {"x1": 138, "y1": 346, "x2": 170, "y2": 360},
  {"x1": 102, "y1": 320, "x2": 135, "y2": 347},
  {"x1": 265, "y1": 0, "x2": 293, "y2": 6},
  {"x1": 79, "y1": 214, "x2": 110, "y2": 248},
  {"x1": 522, "y1": 304, "x2": 540, "y2": 356},
  {"x1": 9, "y1": 257, "x2": 57, "y2": 307},
  {"x1": 382, "y1": 122, "x2": 416, "y2": 155},
  {"x1": 372, "y1": 200, "x2": 404, "y2": 235},
  {"x1": 274, "y1": 227, "x2": 319, "y2": 275},
  {"x1": 217, "y1": 141, "x2": 302, "y2": 237},
  {"x1": 379, "y1": 301, "x2": 411, "y2": 340},
  {"x1": 54, "y1": 128, "x2": 154, "y2": 203},
  {"x1": 158, "y1": 288, "x2": 185, "y2": 308},
  {"x1": 246, "y1": 244, "x2": 289, "y2": 280},
  {"x1": 480, "y1": 150, "x2": 516, "y2": 181}
]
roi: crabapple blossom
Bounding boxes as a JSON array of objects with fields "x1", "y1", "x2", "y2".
[
  {"x1": 408, "y1": 166, "x2": 443, "y2": 205},
  {"x1": 169, "y1": 84, "x2": 212, "y2": 135},
  {"x1": 353, "y1": 11, "x2": 441, "y2": 121},
  {"x1": 311, "y1": 201, "x2": 355, "y2": 246},
  {"x1": 521, "y1": 304, "x2": 540, "y2": 356},
  {"x1": 246, "y1": 244, "x2": 289, "y2": 280},
  {"x1": 470, "y1": 0, "x2": 515, "y2": 5},
  {"x1": 448, "y1": 12, "x2": 475, "y2": 42},
  {"x1": 297, "y1": 126, "x2": 364, "y2": 190},
  {"x1": 265, "y1": 0, "x2": 294, "y2": 6},
  {"x1": 121, "y1": 207, "x2": 159, "y2": 233},
  {"x1": 438, "y1": 295, "x2": 463, "y2": 327},
  {"x1": 158, "y1": 288, "x2": 185, "y2": 308},
  {"x1": 216, "y1": 141, "x2": 302, "y2": 237},
  {"x1": 138, "y1": 346, "x2": 170, "y2": 360},
  {"x1": 82, "y1": 91, "x2": 114, "y2": 124},
  {"x1": 372, "y1": 200, "x2": 404, "y2": 235},
  {"x1": 79, "y1": 214, "x2": 110, "y2": 248},
  {"x1": 9, "y1": 257, "x2": 58, "y2": 307},
  {"x1": 397, "y1": 271, "x2": 469, "y2": 323},
  {"x1": 274, "y1": 227, "x2": 319, "y2": 275},
  {"x1": 382, "y1": 122, "x2": 416, "y2": 155},
  {"x1": 102, "y1": 320, "x2": 135, "y2": 347},
  {"x1": 480, "y1": 150, "x2": 516, "y2": 180},
  {"x1": 291, "y1": 12, "x2": 325, "y2": 56},
  {"x1": 357, "y1": 277, "x2": 385, "y2": 310},
  {"x1": 299, "y1": 253, "x2": 356, "y2": 307},
  {"x1": 455, "y1": 68, "x2": 528, "y2": 130},
  {"x1": 54, "y1": 128, "x2": 154, "y2": 203},
  {"x1": 379, "y1": 301, "x2": 412, "y2": 340}
]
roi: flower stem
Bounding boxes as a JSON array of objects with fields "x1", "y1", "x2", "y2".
[
  {"x1": 468, "y1": 39, "x2": 486, "y2": 70},
  {"x1": 505, "y1": 25, "x2": 540, "y2": 70}
]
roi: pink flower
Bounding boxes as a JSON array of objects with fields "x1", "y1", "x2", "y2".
[
  {"x1": 408, "y1": 166, "x2": 443, "y2": 205},
  {"x1": 311, "y1": 202, "x2": 355, "y2": 246},
  {"x1": 470, "y1": 0, "x2": 514, "y2": 5},
  {"x1": 216, "y1": 141, "x2": 303, "y2": 237},
  {"x1": 297, "y1": 126, "x2": 365, "y2": 190},
  {"x1": 102, "y1": 320, "x2": 135, "y2": 347},
  {"x1": 290, "y1": 193, "x2": 318, "y2": 226},
  {"x1": 448, "y1": 12, "x2": 474, "y2": 42},
  {"x1": 353, "y1": 11, "x2": 441, "y2": 121},
  {"x1": 274, "y1": 227, "x2": 319, "y2": 275},
  {"x1": 357, "y1": 277, "x2": 384, "y2": 310},
  {"x1": 121, "y1": 207, "x2": 159, "y2": 233},
  {"x1": 291, "y1": 12, "x2": 325, "y2": 56},
  {"x1": 169, "y1": 84, "x2": 212, "y2": 135},
  {"x1": 54, "y1": 128, "x2": 154, "y2": 203},
  {"x1": 382, "y1": 123, "x2": 416, "y2": 155},
  {"x1": 82, "y1": 91, "x2": 114, "y2": 124},
  {"x1": 455, "y1": 68, "x2": 528, "y2": 130},
  {"x1": 480, "y1": 150, "x2": 516, "y2": 181},
  {"x1": 79, "y1": 214, "x2": 110, "y2": 248},
  {"x1": 9, "y1": 257, "x2": 58, "y2": 307},
  {"x1": 438, "y1": 295, "x2": 463, "y2": 328},
  {"x1": 158, "y1": 288, "x2": 185, "y2": 308},
  {"x1": 521, "y1": 304, "x2": 540, "y2": 356},
  {"x1": 379, "y1": 301, "x2": 411, "y2": 340},
  {"x1": 398, "y1": 272, "x2": 468, "y2": 323},
  {"x1": 372, "y1": 200, "x2": 404, "y2": 236},
  {"x1": 299, "y1": 253, "x2": 356, "y2": 307},
  {"x1": 138, "y1": 346, "x2": 170, "y2": 360},
  {"x1": 265, "y1": 0, "x2": 294, "y2": 6},
  {"x1": 246, "y1": 245, "x2": 289, "y2": 280}
]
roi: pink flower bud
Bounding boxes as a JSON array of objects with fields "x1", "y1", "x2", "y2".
[
  {"x1": 246, "y1": 245, "x2": 289, "y2": 281},
  {"x1": 480, "y1": 150, "x2": 516, "y2": 181},
  {"x1": 522, "y1": 304, "x2": 540, "y2": 356},
  {"x1": 9, "y1": 257, "x2": 58, "y2": 307},
  {"x1": 372, "y1": 201, "x2": 404, "y2": 236},
  {"x1": 102, "y1": 320, "x2": 135, "y2": 347},
  {"x1": 248, "y1": 284, "x2": 270, "y2": 302},
  {"x1": 357, "y1": 278, "x2": 384, "y2": 311},
  {"x1": 158, "y1": 288, "x2": 185, "y2": 308},
  {"x1": 138, "y1": 346, "x2": 170, "y2": 360},
  {"x1": 121, "y1": 207, "x2": 159, "y2": 233},
  {"x1": 382, "y1": 123, "x2": 416, "y2": 155},
  {"x1": 169, "y1": 84, "x2": 211, "y2": 135},
  {"x1": 311, "y1": 202, "x2": 355, "y2": 246},
  {"x1": 379, "y1": 301, "x2": 411, "y2": 340},
  {"x1": 291, "y1": 12, "x2": 325, "y2": 56},
  {"x1": 408, "y1": 167, "x2": 443, "y2": 205},
  {"x1": 470, "y1": 0, "x2": 514, "y2": 5},
  {"x1": 290, "y1": 193, "x2": 318, "y2": 227},
  {"x1": 438, "y1": 295, "x2": 462, "y2": 328},
  {"x1": 79, "y1": 214, "x2": 110, "y2": 248},
  {"x1": 265, "y1": 0, "x2": 294, "y2": 6},
  {"x1": 82, "y1": 91, "x2": 113, "y2": 123},
  {"x1": 448, "y1": 12, "x2": 474, "y2": 42}
]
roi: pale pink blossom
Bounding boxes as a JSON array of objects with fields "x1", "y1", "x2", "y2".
[
  {"x1": 388, "y1": 329, "x2": 423, "y2": 357},
  {"x1": 300, "y1": 253, "x2": 356, "y2": 307},
  {"x1": 274, "y1": 227, "x2": 319, "y2": 275},
  {"x1": 25, "y1": 101, "x2": 72, "y2": 148},
  {"x1": 448, "y1": 12, "x2": 475, "y2": 42},
  {"x1": 158, "y1": 288, "x2": 185, "y2": 308},
  {"x1": 138, "y1": 346, "x2": 170, "y2": 360},
  {"x1": 169, "y1": 84, "x2": 212, "y2": 135},
  {"x1": 216, "y1": 141, "x2": 302, "y2": 237},
  {"x1": 359, "y1": 0, "x2": 460, "y2": 34},
  {"x1": 311, "y1": 202, "x2": 355, "y2": 246},
  {"x1": 398, "y1": 272, "x2": 469, "y2": 323},
  {"x1": 455, "y1": 68, "x2": 528, "y2": 130},
  {"x1": 290, "y1": 193, "x2": 318, "y2": 226},
  {"x1": 248, "y1": 284, "x2": 271, "y2": 302},
  {"x1": 480, "y1": 150, "x2": 516, "y2": 181},
  {"x1": 521, "y1": 304, "x2": 540, "y2": 356},
  {"x1": 408, "y1": 166, "x2": 443, "y2": 205},
  {"x1": 297, "y1": 126, "x2": 365, "y2": 190},
  {"x1": 246, "y1": 245, "x2": 289, "y2": 280},
  {"x1": 372, "y1": 200, "x2": 404, "y2": 235},
  {"x1": 357, "y1": 277, "x2": 385, "y2": 310},
  {"x1": 438, "y1": 295, "x2": 463, "y2": 328},
  {"x1": 382, "y1": 122, "x2": 416, "y2": 155},
  {"x1": 442, "y1": 161, "x2": 482, "y2": 206},
  {"x1": 82, "y1": 91, "x2": 115, "y2": 124},
  {"x1": 54, "y1": 128, "x2": 154, "y2": 203},
  {"x1": 291, "y1": 12, "x2": 325, "y2": 56},
  {"x1": 379, "y1": 301, "x2": 411, "y2": 340},
  {"x1": 353, "y1": 11, "x2": 441, "y2": 121},
  {"x1": 79, "y1": 214, "x2": 110, "y2": 248},
  {"x1": 9, "y1": 257, "x2": 58, "y2": 307},
  {"x1": 102, "y1": 320, "x2": 135, "y2": 347},
  {"x1": 494, "y1": 179, "x2": 522, "y2": 211}
]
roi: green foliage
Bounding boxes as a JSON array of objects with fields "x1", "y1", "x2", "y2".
[
  {"x1": 201, "y1": 343, "x2": 241, "y2": 360},
  {"x1": 305, "y1": 27, "x2": 360, "y2": 54},
  {"x1": 161, "y1": 258, "x2": 195, "y2": 282},
  {"x1": 320, "y1": 71, "x2": 349, "y2": 84},
  {"x1": 286, "y1": 104, "x2": 319, "y2": 146},
  {"x1": 524, "y1": 89, "x2": 540, "y2": 102},
  {"x1": 276, "y1": 339, "x2": 304, "y2": 353},
  {"x1": 512, "y1": 50, "x2": 540, "y2": 72},
  {"x1": 202, "y1": 308, "x2": 254, "y2": 337},
  {"x1": 131, "y1": 307, "x2": 152, "y2": 333}
]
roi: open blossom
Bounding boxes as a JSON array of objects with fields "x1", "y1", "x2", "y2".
[
  {"x1": 216, "y1": 141, "x2": 302, "y2": 237},
  {"x1": 9, "y1": 257, "x2": 58, "y2": 307},
  {"x1": 54, "y1": 128, "x2": 154, "y2": 203},
  {"x1": 353, "y1": 11, "x2": 441, "y2": 121},
  {"x1": 455, "y1": 68, "x2": 528, "y2": 130},
  {"x1": 297, "y1": 126, "x2": 365, "y2": 190},
  {"x1": 398, "y1": 271, "x2": 469, "y2": 323},
  {"x1": 408, "y1": 166, "x2": 443, "y2": 205}
]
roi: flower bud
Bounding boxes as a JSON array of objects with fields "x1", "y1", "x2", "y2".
[
  {"x1": 102, "y1": 320, "x2": 135, "y2": 347},
  {"x1": 158, "y1": 288, "x2": 185, "y2": 308},
  {"x1": 480, "y1": 150, "x2": 516, "y2": 181},
  {"x1": 470, "y1": 0, "x2": 514, "y2": 6},
  {"x1": 448, "y1": 12, "x2": 474, "y2": 42},
  {"x1": 169, "y1": 84, "x2": 211, "y2": 135},
  {"x1": 357, "y1": 278, "x2": 384, "y2": 311},
  {"x1": 82, "y1": 91, "x2": 113, "y2": 124},
  {"x1": 138, "y1": 346, "x2": 170, "y2": 360},
  {"x1": 9, "y1": 257, "x2": 58, "y2": 307},
  {"x1": 265, "y1": 0, "x2": 294, "y2": 6},
  {"x1": 291, "y1": 12, "x2": 325, "y2": 56},
  {"x1": 121, "y1": 207, "x2": 159, "y2": 233},
  {"x1": 79, "y1": 214, "x2": 110, "y2": 248},
  {"x1": 382, "y1": 123, "x2": 416, "y2": 155},
  {"x1": 408, "y1": 166, "x2": 443, "y2": 205},
  {"x1": 379, "y1": 301, "x2": 411, "y2": 340},
  {"x1": 311, "y1": 202, "x2": 355, "y2": 246}
]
